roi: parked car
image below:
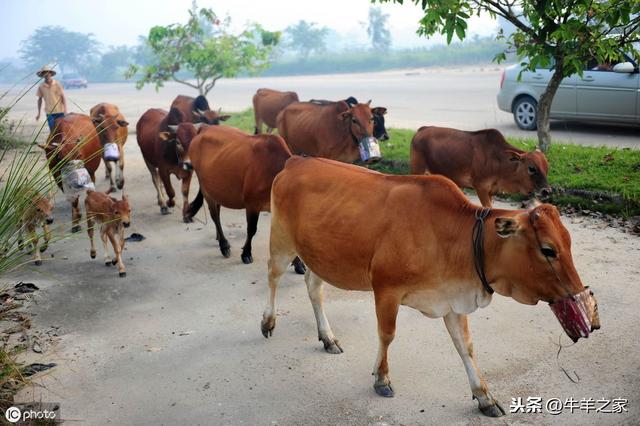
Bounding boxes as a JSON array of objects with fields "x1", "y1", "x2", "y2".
[
  {"x1": 61, "y1": 73, "x2": 88, "y2": 89},
  {"x1": 497, "y1": 55, "x2": 639, "y2": 130}
]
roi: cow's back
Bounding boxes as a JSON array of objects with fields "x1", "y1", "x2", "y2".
[
  {"x1": 136, "y1": 108, "x2": 167, "y2": 167},
  {"x1": 253, "y1": 89, "x2": 299, "y2": 129}
]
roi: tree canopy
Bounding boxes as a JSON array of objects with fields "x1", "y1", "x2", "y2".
[
  {"x1": 375, "y1": 0, "x2": 640, "y2": 151},
  {"x1": 127, "y1": 6, "x2": 280, "y2": 95},
  {"x1": 284, "y1": 21, "x2": 330, "y2": 59},
  {"x1": 19, "y1": 26, "x2": 100, "y2": 75},
  {"x1": 367, "y1": 7, "x2": 392, "y2": 52}
]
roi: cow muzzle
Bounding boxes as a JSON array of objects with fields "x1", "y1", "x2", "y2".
[
  {"x1": 537, "y1": 186, "x2": 552, "y2": 198},
  {"x1": 46, "y1": 216, "x2": 54, "y2": 225},
  {"x1": 550, "y1": 287, "x2": 600, "y2": 343},
  {"x1": 358, "y1": 136, "x2": 381, "y2": 163},
  {"x1": 182, "y1": 161, "x2": 193, "y2": 171},
  {"x1": 122, "y1": 221, "x2": 131, "y2": 228}
]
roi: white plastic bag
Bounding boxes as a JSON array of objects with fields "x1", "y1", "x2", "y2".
[{"x1": 103, "y1": 142, "x2": 120, "y2": 162}]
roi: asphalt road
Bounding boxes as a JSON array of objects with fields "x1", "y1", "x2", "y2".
[
  {"x1": 4, "y1": 66, "x2": 639, "y2": 148},
  {"x1": 9, "y1": 134, "x2": 640, "y2": 425}
]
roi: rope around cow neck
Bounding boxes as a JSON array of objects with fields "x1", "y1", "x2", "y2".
[{"x1": 472, "y1": 207, "x2": 494, "y2": 295}]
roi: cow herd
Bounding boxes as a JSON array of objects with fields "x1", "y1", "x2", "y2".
[{"x1": 29, "y1": 88, "x2": 600, "y2": 418}]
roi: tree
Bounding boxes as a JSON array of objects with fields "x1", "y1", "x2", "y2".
[
  {"x1": 126, "y1": 6, "x2": 280, "y2": 95},
  {"x1": 375, "y1": 1, "x2": 640, "y2": 152},
  {"x1": 367, "y1": 7, "x2": 392, "y2": 52},
  {"x1": 19, "y1": 26, "x2": 100, "y2": 75},
  {"x1": 285, "y1": 21, "x2": 330, "y2": 59}
]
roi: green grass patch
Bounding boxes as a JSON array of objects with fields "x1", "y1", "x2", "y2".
[{"x1": 228, "y1": 108, "x2": 640, "y2": 216}]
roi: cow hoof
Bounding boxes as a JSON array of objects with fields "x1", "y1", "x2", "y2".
[
  {"x1": 90, "y1": 252, "x2": 96, "y2": 259},
  {"x1": 117, "y1": 181, "x2": 124, "y2": 190},
  {"x1": 183, "y1": 215, "x2": 194, "y2": 223},
  {"x1": 39, "y1": 245, "x2": 48, "y2": 253},
  {"x1": 261, "y1": 317, "x2": 275, "y2": 338},
  {"x1": 241, "y1": 253, "x2": 253, "y2": 264},
  {"x1": 220, "y1": 242, "x2": 231, "y2": 258},
  {"x1": 34, "y1": 260, "x2": 42, "y2": 266},
  {"x1": 105, "y1": 261, "x2": 112, "y2": 267},
  {"x1": 374, "y1": 384, "x2": 394, "y2": 398},
  {"x1": 71, "y1": 225, "x2": 81, "y2": 233},
  {"x1": 480, "y1": 402, "x2": 506, "y2": 417},
  {"x1": 293, "y1": 258, "x2": 306, "y2": 275},
  {"x1": 119, "y1": 272, "x2": 127, "y2": 278},
  {"x1": 321, "y1": 338, "x2": 343, "y2": 354},
  {"x1": 106, "y1": 187, "x2": 116, "y2": 194},
  {"x1": 112, "y1": 259, "x2": 118, "y2": 265},
  {"x1": 167, "y1": 199, "x2": 176, "y2": 207},
  {"x1": 160, "y1": 206, "x2": 169, "y2": 215}
]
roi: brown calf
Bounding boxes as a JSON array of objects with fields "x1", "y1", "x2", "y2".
[
  {"x1": 90, "y1": 103, "x2": 129, "y2": 193},
  {"x1": 410, "y1": 126, "x2": 551, "y2": 207},
  {"x1": 84, "y1": 190, "x2": 131, "y2": 277},
  {"x1": 262, "y1": 156, "x2": 598, "y2": 417},
  {"x1": 18, "y1": 193, "x2": 55, "y2": 265},
  {"x1": 252, "y1": 88, "x2": 299, "y2": 134}
]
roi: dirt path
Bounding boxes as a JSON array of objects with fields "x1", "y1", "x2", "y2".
[{"x1": 5, "y1": 134, "x2": 639, "y2": 425}]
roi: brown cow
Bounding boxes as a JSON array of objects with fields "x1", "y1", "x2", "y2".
[
  {"x1": 277, "y1": 100, "x2": 381, "y2": 163},
  {"x1": 170, "y1": 95, "x2": 230, "y2": 125},
  {"x1": 310, "y1": 96, "x2": 389, "y2": 141},
  {"x1": 38, "y1": 113, "x2": 103, "y2": 232},
  {"x1": 18, "y1": 192, "x2": 55, "y2": 265},
  {"x1": 137, "y1": 107, "x2": 201, "y2": 222},
  {"x1": 410, "y1": 126, "x2": 551, "y2": 207},
  {"x1": 252, "y1": 88, "x2": 299, "y2": 134},
  {"x1": 90, "y1": 103, "x2": 129, "y2": 193},
  {"x1": 85, "y1": 190, "x2": 131, "y2": 277},
  {"x1": 261, "y1": 156, "x2": 599, "y2": 417},
  {"x1": 187, "y1": 125, "x2": 304, "y2": 272}
]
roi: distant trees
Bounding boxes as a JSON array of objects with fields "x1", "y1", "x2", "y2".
[
  {"x1": 367, "y1": 7, "x2": 392, "y2": 52},
  {"x1": 19, "y1": 26, "x2": 99, "y2": 75},
  {"x1": 126, "y1": 5, "x2": 279, "y2": 95},
  {"x1": 284, "y1": 21, "x2": 330, "y2": 59}
]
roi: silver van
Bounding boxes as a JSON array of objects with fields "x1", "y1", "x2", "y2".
[{"x1": 497, "y1": 55, "x2": 640, "y2": 130}]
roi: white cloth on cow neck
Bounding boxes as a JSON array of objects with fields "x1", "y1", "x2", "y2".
[{"x1": 61, "y1": 160, "x2": 95, "y2": 201}]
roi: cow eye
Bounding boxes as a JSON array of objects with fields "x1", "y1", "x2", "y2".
[
  {"x1": 351, "y1": 117, "x2": 357, "y2": 124},
  {"x1": 540, "y1": 245, "x2": 557, "y2": 258},
  {"x1": 528, "y1": 166, "x2": 537, "y2": 175}
]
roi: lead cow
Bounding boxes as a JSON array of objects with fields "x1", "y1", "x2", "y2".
[
  {"x1": 261, "y1": 156, "x2": 599, "y2": 417},
  {"x1": 410, "y1": 126, "x2": 551, "y2": 207},
  {"x1": 90, "y1": 103, "x2": 129, "y2": 193}
]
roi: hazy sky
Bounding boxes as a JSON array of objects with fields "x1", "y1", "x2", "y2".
[{"x1": 3, "y1": 0, "x2": 498, "y2": 59}]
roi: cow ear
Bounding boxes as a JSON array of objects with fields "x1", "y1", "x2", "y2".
[
  {"x1": 495, "y1": 217, "x2": 520, "y2": 238},
  {"x1": 337, "y1": 111, "x2": 352, "y2": 121},
  {"x1": 219, "y1": 114, "x2": 231, "y2": 121},
  {"x1": 117, "y1": 119, "x2": 129, "y2": 127},
  {"x1": 158, "y1": 132, "x2": 171, "y2": 142},
  {"x1": 506, "y1": 150, "x2": 523, "y2": 162},
  {"x1": 372, "y1": 107, "x2": 387, "y2": 116}
]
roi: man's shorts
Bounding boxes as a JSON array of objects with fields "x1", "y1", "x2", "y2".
[{"x1": 46, "y1": 113, "x2": 65, "y2": 131}]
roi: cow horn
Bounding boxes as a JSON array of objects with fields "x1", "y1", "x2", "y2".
[
  {"x1": 218, "y1": 107, "x2": 222, "y2": 113},
  {"x1": 196, "y1": 109, "x2": 206, "y2": 116},
  {"x1": 193, "y1": 122, "x2": 203, "y2": 129},
  {"x1": 167, "y1": 125, "x2": 178, "y2": 133},
  {"x1": 366, "y1": 100, "x2": 371, "y2": 105}
]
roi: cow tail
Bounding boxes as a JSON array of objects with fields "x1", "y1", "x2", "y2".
[{"x1": 188, "y1": 189, "x2": 204, "y2": 218}]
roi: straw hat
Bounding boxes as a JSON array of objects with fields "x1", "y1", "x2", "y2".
[{"x1": 36, "y1": 65, "x2": 57, "y2": 77}]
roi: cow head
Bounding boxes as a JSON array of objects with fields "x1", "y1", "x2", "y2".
[
  {"x1": 194, "y1": 108, "x2": 231, "y2": 125},
  {"x1": 92, "y1": 113, "x2": 128, "y2": 148},
  {"x1": 112, "y1": 193, "x2": 131, "y2": 227},
  {"x1": 159, "y1": 122, "x2": 201, "y2": 171},
  {"x1": 338, "y1": 101, "x2": 376, "y2": 144},
  {"x1": 371, "y1": 107, "x2": 389, "y2": 141},
  {"x1": 505, "y1": 149, "x2": 551, "y2": 198},
  {"x1": 34, "y1": 195, "x2": 55, "y2": 225}
]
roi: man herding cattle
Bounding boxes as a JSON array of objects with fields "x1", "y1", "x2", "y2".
[
  {"x1": 261, "y1": 156, "x2": 598, "y2": 417},
  {"x1": 35, "y1": 65, "x2": 67, "y2": 131}
]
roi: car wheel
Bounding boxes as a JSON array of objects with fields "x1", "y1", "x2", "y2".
[{"x1": 513, "y1": 96, "x2": 538, "y2": 130}]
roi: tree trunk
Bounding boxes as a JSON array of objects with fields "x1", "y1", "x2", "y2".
[{"x1": 536, "y1": 58, "x2": 564, "y2": 152}]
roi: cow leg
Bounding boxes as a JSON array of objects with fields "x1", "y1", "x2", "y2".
[
  {"x1": 87, "y1": 213, "x2": 96, "y2": 259},
  {"x1": 241, "y1": 210, "x2": 259, "y2": 264},
  {"x1": 305, "y1": 270, "x2": 342, "y2": 354},
  {"x1": 117, "y1": 143, "x2": 125, "y2": 189},
  {"x1": 30, "y1": 225, "x2": 42, "y2": 266},
  {"x1": 208, "y1": 203, "x2": 230, "y2": 257},
  {"x1": 40, "y1": 223, "x2": 51, "y2": 253},
  {"x1": 372, "y1": 292, "x2": 400, "y2": 397},
  {"x1": 476, "y1": 188, "x2": 494, "y2": 208},
  {"x1": 159, "y1": 169, "x2": 176, "y2": 208},
  {"x1": 180, "y1": 173, "x2": 193, "y2": 223},
  {"x1": 144, "y1": 160, "x2": 168, "y2": 214},
  {"x1": 261, "y1": 252, "x2": 292, "y2": 338},
  {"x1": 71, "y1": 195, "x2": 81, "y2": 233},
  {"x1": 409, "y1": 146, "x2": 428, "y2": 175},
  {"x1": 443, "y1": 312, "x2": 505, "y2": 417},
  {"x1": 100, "y1": 227, "x2": 113, "y2": 266},
  {"x1": 107, "y1": 228, "x2": 126, "y2": 277},
  {"x1": 105, "y1": 161, "x2": 116, "y2": 193}
]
